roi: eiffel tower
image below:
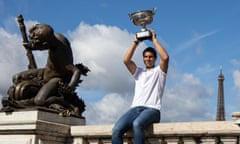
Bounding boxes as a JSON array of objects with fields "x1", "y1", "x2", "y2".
[{"x1": 216, "y1": 66, "x2": 225, "y2": 121}]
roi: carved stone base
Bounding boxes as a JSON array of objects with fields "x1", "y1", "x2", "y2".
[{"x1": 0, "y1": 109, "x2": 85, "y2": 144}]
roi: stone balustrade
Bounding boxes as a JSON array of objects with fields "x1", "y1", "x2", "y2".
[
  {"x1": 1, "y1": 110, "x2": 240, "y2": 144},
  {"x1": 71, "y1": 119, "x2": 240, "y2": 144}
]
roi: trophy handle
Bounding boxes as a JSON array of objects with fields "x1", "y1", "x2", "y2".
[
  {"x1": 152, "y1": 8, "x2": 156, "y2": 15},
  {"x1": 128, "y1": 14, "x2": 133, "y2": 20}
]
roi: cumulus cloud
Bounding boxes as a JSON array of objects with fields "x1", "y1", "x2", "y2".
[
  {"x1": 84, "y1": 93, "x2": 132, "y2": 125},
  {"x1": 0, "y1": 19, "x2": 215, "y2": 124},
  {"x1": 161, "y1": 72, "x2": 214, "y2": 122},
  {"x1": 0, "y1": 27, "x2": 24, "y2": 94},
  {"x1": 68, "y1": 22, "x2": 145, "y2": 94}
]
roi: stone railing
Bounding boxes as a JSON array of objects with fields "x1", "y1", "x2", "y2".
[
  {"x1": 1, "y1": 110, "x2": 240, "y2": 144},
  {"x1": 71, "y1": 119, "x2": 240, "y2": 144}
]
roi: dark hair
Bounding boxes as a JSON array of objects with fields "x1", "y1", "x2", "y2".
[{"x1": 142, "y1": 47, "x2": 157, "y2": 58}]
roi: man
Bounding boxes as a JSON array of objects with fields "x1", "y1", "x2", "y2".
[{"x1": 112, "y1": 29, "x2": 169, "y2": 144}]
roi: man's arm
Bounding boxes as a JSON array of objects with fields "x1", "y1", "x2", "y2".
[
  {"x1": 151, "y1": 30, "x2": 169, "y2": 73},
  {"x1": 123, "y1": 37, "x2": 139, "y2": 75}
]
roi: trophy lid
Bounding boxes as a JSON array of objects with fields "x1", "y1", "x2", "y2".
[{"x1": 129, "y1": 8, "x2": 156, "y2": 27}]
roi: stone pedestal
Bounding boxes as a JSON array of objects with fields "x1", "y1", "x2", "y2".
[{"x1": 0, "y1": 108, "x2": 85, "y2": 144}]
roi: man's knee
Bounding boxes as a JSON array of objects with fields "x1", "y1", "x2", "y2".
[
  {"x1": 133, "y1": 120, "x2": 144, "y2": 130},
  {"x1": 112, "y1": 126, "x2": 122, "y2": 138}
]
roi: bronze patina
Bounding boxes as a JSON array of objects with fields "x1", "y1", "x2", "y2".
[{"x1": 1, "y1": 14, "x2": 90, "y2": 118}]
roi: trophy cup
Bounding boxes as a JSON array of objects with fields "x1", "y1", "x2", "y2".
[{"x1": 129, "y1": 8, "x2": 156, "y2": 41}]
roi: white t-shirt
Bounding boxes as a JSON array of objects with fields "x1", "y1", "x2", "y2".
[{"x1": 131, "y1": 66, "x2": 167, "y2": 110}]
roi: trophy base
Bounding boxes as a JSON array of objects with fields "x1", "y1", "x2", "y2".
[{"x1": 136, "y1": 30, "x2": 152, "y2": 41}]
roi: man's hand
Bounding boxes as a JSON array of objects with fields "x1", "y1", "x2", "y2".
[
  {"x1": 150, "y1": 29, "x2": 157, "y2": 41},
  {"x1": 134, "y1": 35, "x2": 142, "y2": 45}
]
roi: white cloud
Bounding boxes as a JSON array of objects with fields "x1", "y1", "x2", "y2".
[
  {"x1": 233, "y1": 70, "x2": 240, "y2": 90},
  {"x1": 0, "y1": 27, "x2": 26, "y2": 93},
  {"x1": 0, "y1": 20, "x2": 216, "y2": 125},
  {"x1": 68, "y1": 22, "x2": 144, "y2": 93},
  {"x1": 161, "y1": 71, "x2": 214, "y2": 122},
  {"x1": 84, "y1": 93, "x2": 132, "y2": 125}
]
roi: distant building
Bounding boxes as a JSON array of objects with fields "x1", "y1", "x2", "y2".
[{"x1": 216, "y1": 66, "x2": 225, "y2": 121}]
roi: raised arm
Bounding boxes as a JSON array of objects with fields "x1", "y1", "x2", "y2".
[
  {"x1": 151, "y1": 30, "x2": 169, "y2": 73},
  {"x1": 123, "y1": 36, "x2": 139, "y2": 75}
]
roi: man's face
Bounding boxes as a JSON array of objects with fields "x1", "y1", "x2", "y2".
[{"x1": 143, "y1": 51, "x2": 156, "y2": 69}]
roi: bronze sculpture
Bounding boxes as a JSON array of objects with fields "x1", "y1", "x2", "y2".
[{"x1": 1, "y1": 15, "x2": 90, "y2": 117}]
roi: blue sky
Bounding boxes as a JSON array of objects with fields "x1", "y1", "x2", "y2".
[{"x1": 1, "y1": 0, "x2": 240, "y2": 125}]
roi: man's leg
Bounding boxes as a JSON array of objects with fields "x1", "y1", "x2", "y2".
[
  {"x1": 132, "y1": 107, "x2": 160, "y2": 144},
  {"x1": 112, "y1": 107, "x2": 141, "y2": 144}
]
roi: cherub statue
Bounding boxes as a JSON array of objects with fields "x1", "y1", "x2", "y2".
[{"x1": 1, "y1": 15, "x2": 89, "y2": 117}]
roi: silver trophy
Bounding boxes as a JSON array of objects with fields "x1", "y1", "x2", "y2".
[{"x1": 129, "y1": 8, "x2": 156, "y2": 40}]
